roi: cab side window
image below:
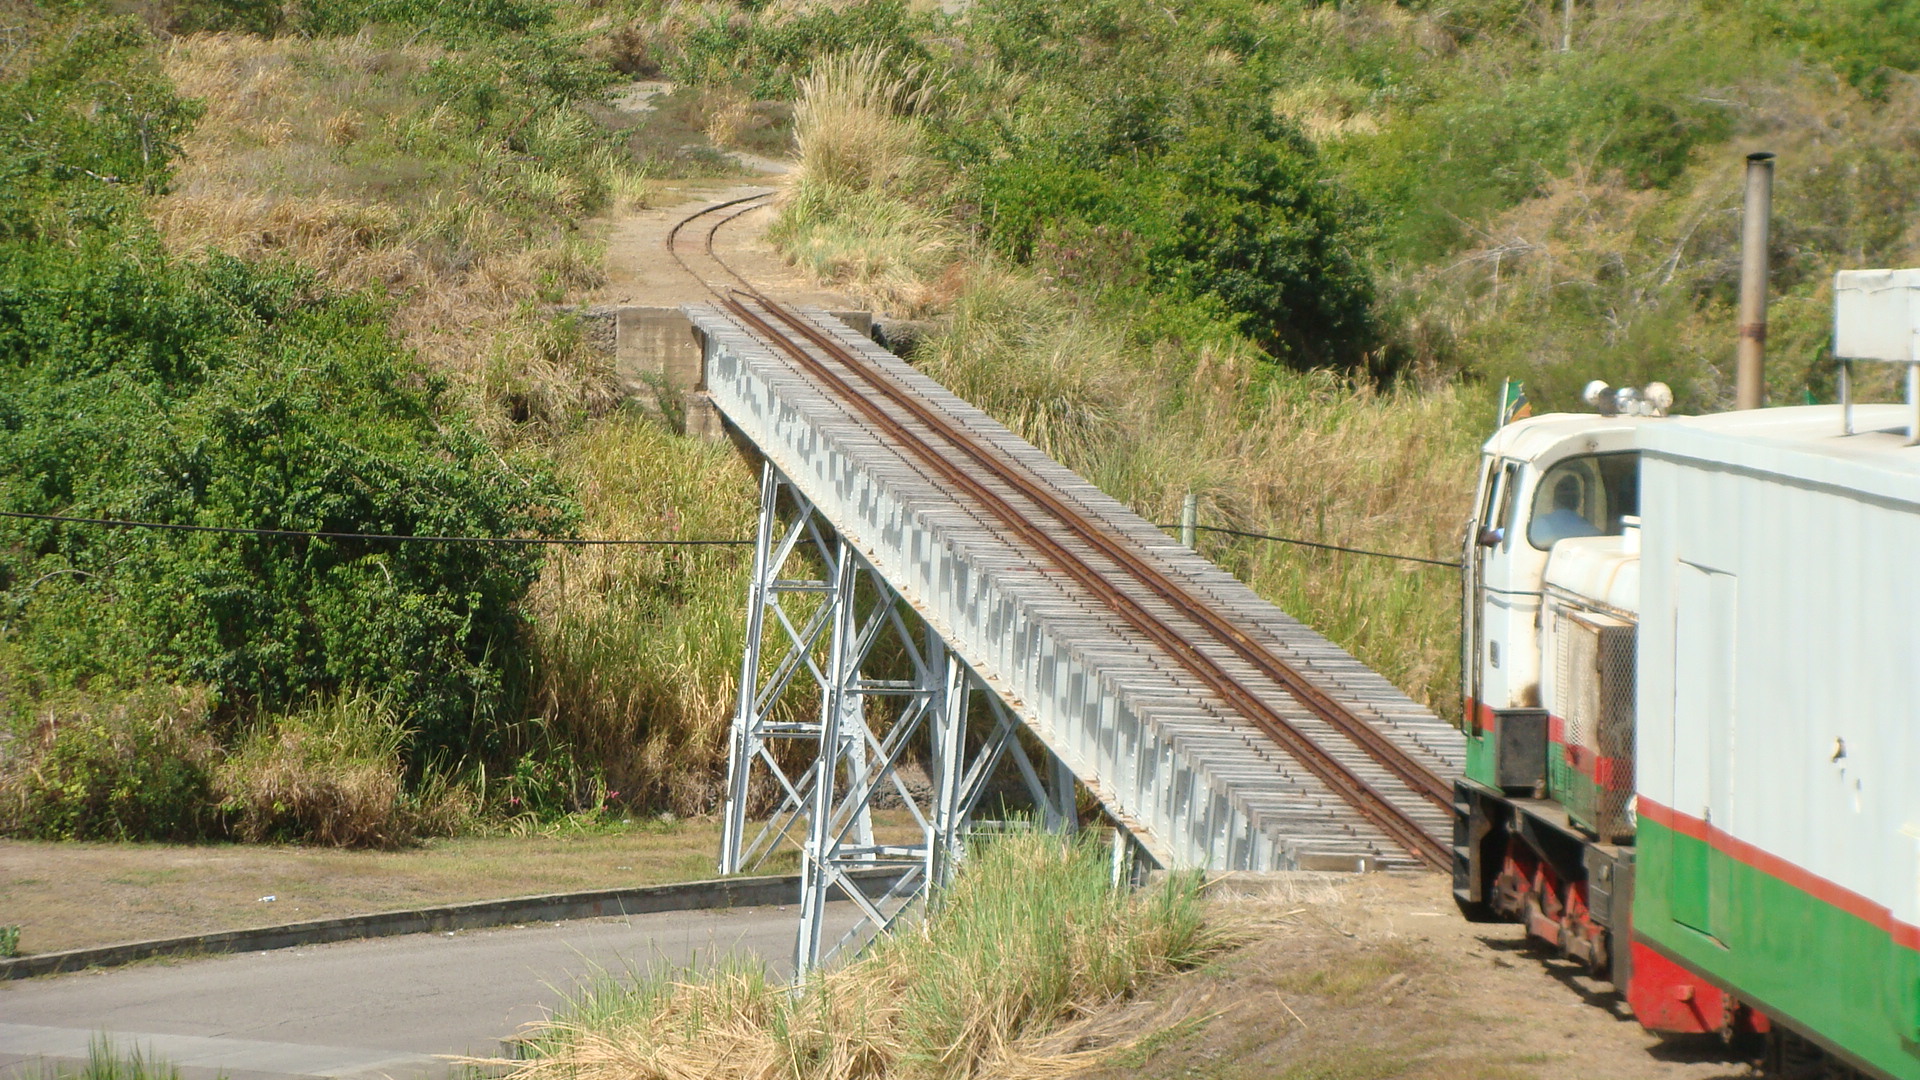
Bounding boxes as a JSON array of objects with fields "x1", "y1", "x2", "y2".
[
  {"x1": 1478, "y1": 460, "x2": 1521, "y2": 551},
  {"x1": 1528, "y1": 453, "x2": 1638, "y2": 550}
]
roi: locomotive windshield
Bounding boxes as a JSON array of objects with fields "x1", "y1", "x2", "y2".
[{"x1": 1527, "y1": 452, "x2": 1638, "y2": 550}]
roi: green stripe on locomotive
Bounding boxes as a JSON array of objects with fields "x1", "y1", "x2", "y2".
[{"x1": 1636, "y1": 815, "x2": 1920, "y2": 1079}]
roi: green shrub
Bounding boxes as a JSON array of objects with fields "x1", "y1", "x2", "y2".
[
  {"x1": 0, "y1": 687, "x2": 218, "y2": 842},
  {"x1": 0, "y1": 242, "x2": 576, "y2": 759},
  {"x1": 296, "y1": 0, "x2": 556, "y2": 39},
  {"x1": 963, "y1": 104, "x2": 1377, "y2": 367},
  {"x1": 0, "y1": 26, "x2": 580, "y2": 758},
  {"x1": 1755, "y1": 0, "x2": 1920, "y2": 97},
  {"x1": 668, "y1": 0, "x2": 929, "y2": 101},
  {"x1": 0, "y1": 17, "x2": 200, "y2": 237}
]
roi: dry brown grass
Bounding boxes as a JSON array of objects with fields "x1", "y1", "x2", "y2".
[
  {"x1": 771, "y1": 49, "x2": 956, "y2": 315},
  {"x1": 154, "y1": 32, "x2": 640, "y2": 441},
  {"x1": 911, "y1": 268, "x2": 1479, "y2": 709},
  {"x1": 790, "y1": 47, "x2": 928, "y2": 193},
  {"x1": 521, "y1": 415, "x2": 764, "y2": 815},
  {"x1": 215, "y1": 694, "x2": 468, "y2": 849}
]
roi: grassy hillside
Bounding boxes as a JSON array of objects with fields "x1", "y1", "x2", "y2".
[
  {"x1": 750, "y1": 0, "x2": 1920, "y2": 710},
  {"x1": 4, "y1": 0, "x2": 1916, "y2": 845}
]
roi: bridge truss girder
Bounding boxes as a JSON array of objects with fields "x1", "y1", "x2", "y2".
[{"x1": 719, "y1": 462, "x2": 1080, "y2": 975}]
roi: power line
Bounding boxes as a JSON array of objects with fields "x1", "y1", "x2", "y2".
[
  {"x1": 1161, "y1": 522, "x2": 1461, "y2": 569},
  {"x1": 0, "y1": 509, "x2": 754, "y2": 547},
  {"x1": 1, "y1": 509, "x2": 1450, "y2": 564}
]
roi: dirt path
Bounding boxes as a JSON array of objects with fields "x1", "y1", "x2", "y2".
[
  {"x1": 1082, "y1": 872, "x2": 1752, "y2": 1080},
  {"x1": 590, "y1": 178, "x2": 862, "y2": 312}
]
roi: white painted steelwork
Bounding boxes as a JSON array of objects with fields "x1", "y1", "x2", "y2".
[
  {"x1": 718, "y1": 463, "x2": 1076, "y2": 974},
  {"x1": 1834, "y1": 269, "x2": 1920, "y2": 439},
  {"x1": 698, "y1": 302, "x2": 1463, "y2": 901},
  {"x1": 1636, "y1": 403, "x2": 1920, "y2": 939}
]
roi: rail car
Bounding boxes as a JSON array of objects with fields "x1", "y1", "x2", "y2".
[{"x1": 1452, "y1": 271, "x2": 1920, "y2": 1078}]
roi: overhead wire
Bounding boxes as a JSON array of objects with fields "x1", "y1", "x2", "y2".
[
  {"x1": 0, "y1": 509, "x2": 754, "y2": 547},
  {"x1": 1158, "y1": 522, "x2": 1462, "y2": 569}
]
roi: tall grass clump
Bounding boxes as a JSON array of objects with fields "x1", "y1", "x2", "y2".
[
  {"x1": 35, "y1": 1038, "x2": 186, "y2": 1080},
  {"x1": 770, "y1": 48, "x2": 955, "y2": 315},
  {"x1": 523, "y1": 414, "x2": 764, "y2": 815},
  {"x1": 504, "y1": 831, "x2": 1216, "y2": 1080},
  {"x1": 216, "y1": 692, "x2": 468, "y2": 848},
  {"x1": 0, "y1": 687, "x2": 218, "y2": 842}
]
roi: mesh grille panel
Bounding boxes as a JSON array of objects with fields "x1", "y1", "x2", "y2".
[{"x1": 1546, "y1": 600, "x2": 1637, "y2": 841}]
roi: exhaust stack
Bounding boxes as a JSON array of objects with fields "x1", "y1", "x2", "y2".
[{"x1": 1736, "y1": 151, "x2": 1775, "y2": 410}]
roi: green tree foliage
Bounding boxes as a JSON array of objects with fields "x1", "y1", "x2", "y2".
[
  {"x1": 0, "y1": 18, "x2": 202, "y2": 236},
  {"x1": 670, "y1": 0, "x2": 930, "y2": 100},
  {"x1": 0, "y1": 18, "x2": 575, "y2": 768},
  {"x1": 295, "y1": 0, "x2": 558, "y2": 38},
  {"x1": 0, "y1": 242, "x2": 574, "y2": 760},
  {"x1": 1755, "y1": 0, "x2": 1920, "y2": 98},
  {"x1": 943, "y1": 0, "x2": 1380, "y2": 368}
]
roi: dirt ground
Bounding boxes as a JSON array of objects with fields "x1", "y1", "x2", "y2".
[
  {"x1": 0, "y1": 820, "x2": 736, "y2": 955},
  {"x1": 590, "y1": 177, "x2": 863, "y2": 313},
  {"x1": 1074, "y1": 871, "x2": 1754, "y2": 1080}
]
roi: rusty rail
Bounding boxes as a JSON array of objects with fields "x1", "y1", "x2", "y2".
[{"x1": 667, "y1": 196, "x2": 1451, "y2": 869}]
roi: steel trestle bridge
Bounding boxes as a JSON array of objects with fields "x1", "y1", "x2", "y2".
[{"x1": 670, "y1": 196, "x2": 1466, "y2": 974}]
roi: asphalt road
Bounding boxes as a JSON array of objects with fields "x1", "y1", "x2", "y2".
[{"x1": 0, "y1": 902, "x2": 852, "y2": 1080}]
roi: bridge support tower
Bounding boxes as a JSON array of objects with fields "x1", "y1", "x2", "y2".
[{"x1": 719, "y1": 463, "x2": 1083, "y2": 976}]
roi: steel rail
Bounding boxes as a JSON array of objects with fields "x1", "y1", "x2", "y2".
[
  {"x1": 680, "y1": 208, "x2": 1454, "y2": 818},
  {"x1": 747, "y1": 293, "x2": 1453, "y2": 811},
  {"x1": 668, "y1": 198, "x2": 1450, "y2": 868}
]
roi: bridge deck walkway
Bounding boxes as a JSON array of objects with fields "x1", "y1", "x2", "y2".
[{"x1": 694, "y1": 303, "x2": 1465, "y2": 871}]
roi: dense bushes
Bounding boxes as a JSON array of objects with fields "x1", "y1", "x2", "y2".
[
  {"x1": 0, "y1": 688, "x2": 218, "y2": 842},
  {"x1": 0, "y1": 13, "x2": 578, "y2": 843},
  {"x1": 943, "y1": 0, "x2": 1382, "y2": 367},
  {"x1": 0, "y1": 17, "x2": 201, "y2": 236},
  {"x1": 0, "y1": 242, "x2": 573, "y2": 760},
  {"x1": 0, "y1": 687, "x2": 453, "y2": 846},
  {"x1": 667, "y1": 0, "x2": 929, "y2": 100}
]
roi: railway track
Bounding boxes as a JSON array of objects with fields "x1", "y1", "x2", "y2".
[{"x1": 668, "y1": 195, "x2": 1453, "y2": 869}]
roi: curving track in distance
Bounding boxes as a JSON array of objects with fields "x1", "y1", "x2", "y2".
[{"x1": 666, "y1": 196, "x2": 1453, "y2": 869}]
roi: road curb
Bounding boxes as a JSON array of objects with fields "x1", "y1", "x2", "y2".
[{"x1": 0, "y1": 867, "x2": 906, "y2": 980}]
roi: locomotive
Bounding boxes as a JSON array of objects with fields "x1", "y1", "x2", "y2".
[{"x1": 1451, "y1": 270, "x2": 1920, "y2": 1078}]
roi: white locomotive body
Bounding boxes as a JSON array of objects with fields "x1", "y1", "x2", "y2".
[{"x1": 1453, "y1": 271, "x2": 1920, "y2": 1077}]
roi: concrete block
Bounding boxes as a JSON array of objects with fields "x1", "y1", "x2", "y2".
[
  {"x1": 617, "y1": 306, "x2": 704, "y2": 398},
  {"x1": 619, "y1": 306, "x2": 872, "y2": 407},
  {"x1": 828, "y1": 310, "x2": 873, "y2": 338},
  {"x1": 684, "y1": 390, "x2": 726, "y2": 442}
]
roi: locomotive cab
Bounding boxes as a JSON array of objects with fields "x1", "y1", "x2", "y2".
[
  {"x1": 1460, "y1": 415, "x2": 1651, "y2": 784},
  {"x1": 1455, "y1": 412, "x2": 1660, "y2": 982}
]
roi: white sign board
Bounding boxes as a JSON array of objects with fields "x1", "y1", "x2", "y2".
[{"x1": 1834, "y1": 269, "x2": 1920, "y2": 362}]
